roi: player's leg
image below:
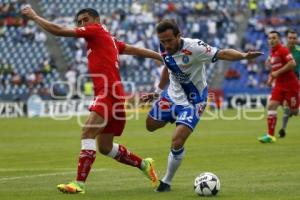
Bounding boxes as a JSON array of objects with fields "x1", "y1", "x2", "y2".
[
  {"x1": 146, "y1": 96, "x2": 173, "y2": 132},
  {"x1": 157, "y1": 104, "x2": 201, "y2": 192},
  {"x1": 57, "y1": 111, "x2": 106, "y2": 194},
  {"x1": 146, "y1": 115, "x2": 168, "y2": 132},
  {"x1": 157, "y1": 124, "x2": 191, "y2": 192},
  {"x1": 259, "y1": 87, "x2": 283, "y2": 143},
  {"x1": 279, "y1": 89, "x2": 300, "y2": 137},
  {"x1": 258, "y1": 100, "x2": 280, "y2": 143},
  {"x1": 279, "y1": 101, "x2": 290, "y2": 138},
  {"x1": 97, "y1": 102, "x2": 159, "y2": 187}
]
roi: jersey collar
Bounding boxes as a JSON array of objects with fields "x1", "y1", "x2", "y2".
[{"x1": 271, "y1": 43, "x2": 282, "y2": 52}]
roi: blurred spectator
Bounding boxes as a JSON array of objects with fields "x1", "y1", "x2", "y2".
[
  {"x1": 0, "y1": 20, "x2": 7, "y2": 37},
  {"x1": 65, "y1": 67, "x2": 77, "y2": 97},
  {"x1": 249, "y1": 0, "x2": 257, "y2": 17},
  {"x1": 11, "y1": 71, "x2": 22, "y2": 85},
  {"x1": 83, "y1": 78, "x2": 93, "y2": 96},
  {"x1": 22, "y1": 20, "x2": 35, "y2": 41},
  {"x1": 247, "y1": 75, "x2": 258, "y2": 88},
  {"x1": 34, "y1": 29, "x2": 47, "y2": 42},
  {"x1": 225, "y1": 68, "x2": 240, "y2": 80},
  {"x1": 246, "y1": 60, "x2": 259, "y2": 75},
  {"x1": 264, "y1": 0, "x2": 274, "y2": 18},
  {"x1": 25, "y1": 70, "x2": 36, "y2": 87},
  {"x1": 226, "y1": 32, "x2": 238, "y2": 48}
]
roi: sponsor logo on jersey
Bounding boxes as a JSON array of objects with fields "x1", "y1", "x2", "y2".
[
  {"x1": 158, "y1": 98, "x2": 172, "y2": 110},
  {"x1": 171, "y1": 71, "x2": 190, "y2": 83},
  {"x1": 182, "y1": 49, "x2": 192, "y2": 55},
  {"x1": 198, "y1": 40, "x2": 212, "y2": 53},
  {"x1": 182, "y1": 55, "x2": 190, "y2": 64}
]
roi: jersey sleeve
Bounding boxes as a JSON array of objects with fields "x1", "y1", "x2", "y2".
[
  {"x1": 194, "y1": 40, "x2": 219, "y2": 63},
  {"x1": 75, "y1": 25, "x2": 100, "y2": 39},
  {"x1": 114, "y1": 38, "x2": 126, "y2": 54},
  {"x1": 280, "y1": 47, "x2": 293, "y2": 63}
]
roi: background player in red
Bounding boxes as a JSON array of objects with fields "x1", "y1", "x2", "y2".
[
  {"x1": 22, "y1": 6, "x2": 162, "y2": 193},
  {"x1": 278, "y1": 30, "x2": 300, "y2": 138},
  {"x1": 259, "y1": 31, "x2": 299, "y2": 143}
]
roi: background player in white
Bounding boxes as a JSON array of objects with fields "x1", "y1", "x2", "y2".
[{"x1": 142, "y1": 19, "x2": 263, "y2": 192}]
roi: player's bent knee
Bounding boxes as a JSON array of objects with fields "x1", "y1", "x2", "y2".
[
  {"x1": 146, "y1": 123, "x2": 157, "y2": 132},
  {"x1": 81, "y1": 126, "x2": 102, "y2": 139},
  {"x1": 98, "y1": 145, "x2": 112, "y2": 155},
  {"x1": 172, "y1": 139, "x2": 184, "y2": 150}
]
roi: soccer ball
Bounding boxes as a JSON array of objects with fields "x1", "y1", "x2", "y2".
[{"x1": 194, "y1": 172, "x2": 220, "y2": 196}]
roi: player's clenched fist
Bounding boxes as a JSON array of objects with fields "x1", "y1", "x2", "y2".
[
  {"x1": 21, "y1": 6, "x2": 37, "y2": 20},
  {"x1": 141, "y1": 93, "x2": 159, "y2": 103}
]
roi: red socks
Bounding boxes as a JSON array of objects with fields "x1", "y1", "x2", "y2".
[
  {"x1": 114, "y1": 145, "x2": 142, "y2": 169},
  {"x1": 267, "y1": 111, "x2": 277, "y2": 136},
  {"x1": 76, "y1": 149, "x2": 96, "y2": 182},
  {"x1": 75, "y1": 141, "x2": 142, "y2": 183}
]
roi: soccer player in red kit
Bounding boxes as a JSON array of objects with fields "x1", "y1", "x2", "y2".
[
  {"x1": 22, "y1": 7, "x2": 161, "y2": 193},
  {"x1": 258, "y1": 31, "x2": 299, "y2": 143}
]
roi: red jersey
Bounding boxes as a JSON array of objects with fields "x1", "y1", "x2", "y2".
[
  {"x1": 75, "y1": 23, "x2": 125, "y2": 97},
  {"x1": 270, "y1": 43, "x2": 299, "y2": 88}
]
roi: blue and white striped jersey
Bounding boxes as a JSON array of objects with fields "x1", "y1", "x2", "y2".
[{"x1": 160, "y1": 37, "x2": 218, "y2": 105}]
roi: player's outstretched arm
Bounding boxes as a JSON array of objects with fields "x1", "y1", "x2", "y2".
[
  {"x1": 123, "y1": 44, "x2": 163, "y2": 61},
  {"x1": 21, "y1": 6, "x2": 76, "y2": 37},
  {"x1": 217, "y1": 49, "x2": 263, "y2": 61}
]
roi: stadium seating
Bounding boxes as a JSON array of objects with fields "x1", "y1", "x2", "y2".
[
  {"x1": 37, "y1": 0, "x2": 238, "y2": 94},
  {"x1": 0, "y1": 0, "x2": 64, "y2": 101},
  {"x1": 4, "y1": 0, "x2": 299, "y2": 101},
  {"x1": 222, "y1": 0, "x2": 300, "y2": 97}
]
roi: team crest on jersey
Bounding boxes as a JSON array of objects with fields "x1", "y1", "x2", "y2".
[{"x1": 182, "y1": 55, "x2": 190, "y2": 64}]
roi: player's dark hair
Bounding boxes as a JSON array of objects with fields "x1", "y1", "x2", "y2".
[
  {"x1": 269, "y1": 30, "x2": 281, "y2": 38},
  {"x1": 76, "y1": 8, "x2": 99, "y2": 19},
  {"x1": 156, "y1": 19, "x2": 180, "y2": 36},
  {"x1": 285, "y1": 29, "x2": 297, "y2": 36}
]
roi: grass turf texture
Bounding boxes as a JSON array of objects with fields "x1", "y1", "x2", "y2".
[{"x1": 0, "y1": 109, "x2": 299, "y2": 200}]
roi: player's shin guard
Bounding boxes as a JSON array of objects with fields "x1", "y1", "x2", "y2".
[
  {"x1": 107, "y1": 143, "x2": 142, "y2": 168},
  {"x1": 162, "y1": 147, "x2": 185, "y2": 185},
  {"x1": 267, "y1": 110, "x2": 277, "y2": 136},
  {"x1": 76, "y1": 139, "x2": 96, "y2": 182}
]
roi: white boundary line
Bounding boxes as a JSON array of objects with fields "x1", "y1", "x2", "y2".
[
  {"x1": 0, "y1": 168, "x2": 82, "y2": 172},
  {"x1": 0, "y1": 168, "x2": 106, "y2": 182}
]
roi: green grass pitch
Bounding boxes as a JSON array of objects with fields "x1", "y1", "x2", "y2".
[{"x1": 0, "y1": 109, "x2": 299, "y2": 200}]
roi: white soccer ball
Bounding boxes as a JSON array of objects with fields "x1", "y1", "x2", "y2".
[{"x1": 194, "y1": 172, "x2": 220, "y2": 196}]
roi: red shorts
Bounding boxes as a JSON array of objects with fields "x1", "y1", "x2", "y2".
[
  {"x1": 270, "y1": 86, "x2": 299, "y2": 109},
  {"x1": 89, "y1": 93, "x2": 126, "y2": 136}
]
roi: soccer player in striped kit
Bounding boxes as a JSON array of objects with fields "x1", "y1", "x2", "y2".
[{"x1": 142, "y1": 19, "x2": 262, "y2": 192}]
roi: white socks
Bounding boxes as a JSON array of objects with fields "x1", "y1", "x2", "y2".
[
  {"x1": 162, "y1": 147, "x2": 185, "y2": 185},
  {"x1": 81, "y1": 139, "x2": 96, "y2": 151},
  {"x1": 106, "y1": 143, "x2": 119, "y2": 158}
]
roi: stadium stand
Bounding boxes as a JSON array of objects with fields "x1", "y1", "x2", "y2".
[
  {"x1": 38, "y1": 0, "x2": 241, "y2": 95},
  {"x1": 0, "y1": 0, "x2": 65, "y2": 101},
  {"x1": 2, "y1": 0, "x2": 299, "y2": 102}
]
